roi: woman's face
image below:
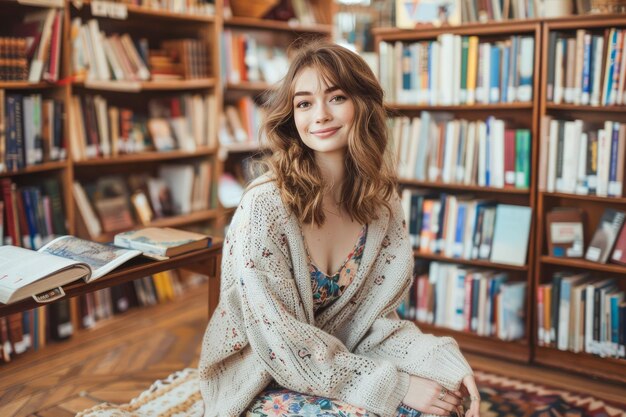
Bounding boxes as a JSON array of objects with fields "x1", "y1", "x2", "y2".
[{"x1": 292, "y1": 66, "x2": 355, "y2": 156}]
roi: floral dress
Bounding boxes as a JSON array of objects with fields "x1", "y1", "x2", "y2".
[{"x1": 244, "y1": 225, "x2": 421, "y2": 417}]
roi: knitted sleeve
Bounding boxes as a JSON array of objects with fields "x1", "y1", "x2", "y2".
[
  {"x1": 235, "y1": 188, "x2": 410, "y2": 417},
  {"x1": 353, "y1": 199, "x2": 473, "y2": 393}
]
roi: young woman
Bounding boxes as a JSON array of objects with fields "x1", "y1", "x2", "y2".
[{"x1": 199, "y1": 41, "x2": 481, "y2": 417}]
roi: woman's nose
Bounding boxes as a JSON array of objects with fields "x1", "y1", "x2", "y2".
[{"x1": 314, "y1": 104, "x2": 331, "y2": 123}]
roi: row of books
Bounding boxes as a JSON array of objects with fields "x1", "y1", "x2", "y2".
[
  {"x1": 547, "y1": 28, "x2": 626, "y2": 107},
  {"x1": 391, "y1": 113, "x2": 531, "y2": 189},
  {"x1": 1, "y1": 178, "x2": 66, "y2": 249},
  {"x1": 379, "y1": 35, "x2": 534, "y2": 105},
  {"x1": 149, "y1": 39, "x2": 211, "y2": 81},
  {"x1": 220, "y1": 97, "x2": 265, "y2": 148},
  {"x1": 224, "y1": 0, "x2": 321, "y2": 24},
  {"x1": 546, "y1": 207, "x2": 626, "y2": 265},
  {"x1": 539, "y1": 117, "x2": 625, "y2": 197},
  {"x1": 68, "y1": 93, "x2": 217, "y2": 161},
  {"x1": 459, "y1": 0, "x2": 545, "y2": 23},
  {"x1": 399, "y1": 262, "x2": 527, "y2": 341},
  {"x1": 74, "y1": 166, "x2": 212, "y2": 237},
  {"x1": 0, "y1": 269, "x2": 208, "y2": 363},
  {"x1": 401, "y1": 190, "x2": 533, "y2": 266},
  {"x1": 537, "y1": 273, "x2": 625, "y2": 359},
  {"x1": 10, "y1": 8, "x2": 63, "y2": 83},
  {"x1": 100, "y1": 0, "x2": 216, "y2": 15},
  {"x1": 0, "y1": 37, "x2": 28, "y2": 81},
  {"x1": 0, "y1": 91, "x2": 66, "y2": 172},
  {"x1": 221, "y1": 30, "x2": 288, "y2": 85}
]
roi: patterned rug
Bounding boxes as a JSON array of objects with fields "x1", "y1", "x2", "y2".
[{"x1": 474, "y1": 370, "x2": 626, "y2": 417}]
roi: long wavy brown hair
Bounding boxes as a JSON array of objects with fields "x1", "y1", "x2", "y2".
[{"x1": 258, "y1": 40, "x2": 397, "y2": 226}]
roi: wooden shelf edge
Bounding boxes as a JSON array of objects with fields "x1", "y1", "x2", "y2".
[
  {"x1": 0, "y1": 81, "x2": 57, "y2": 89},
  {"x1": 373, "y1": 19, "x2": 540, "y2": 40},
  {"x1": 0, "y1": 161, "x2": 68, "y2": 178},
  {"x1": 546, "y1": 103, "x2": 626, "y2": 112},
  {"x1": 388, "y1": 102, "x2": 533, "y2": 111},
  {"x1": 76, "y1": 79, "x2": 216, "y2": 92},
  {"x1": 414, "y1": 250, "x2": 529, "y2": 271},
  {"x1": 541, "y1": 191, "x2": 626, "y2": 204},
  {"x1": 224, "y1": 16, "x2": 332, "y2": 33},
  {"x1": 76, "y1": 0, "x2": 215, "y2": 22},
  {"x1": 540, "y1": 255, "x2": 626, "y2": 274},
  {"x1": 416, "y1": 321, "x2": 530, "y2": 362},
  {"x1": 73, "y1": 148, "x2": 217, "y2": 166},
  {"x1": 534, "y1": 346, "x2": 626, "y2": 384},
  {"x1": 399, "y1": 178, "x2": 530, "y2": 195},
  {"x1": 91, "y1": 209, "x2": 221, "y2": 243}
]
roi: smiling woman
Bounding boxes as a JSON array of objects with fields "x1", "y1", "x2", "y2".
[{"x1": 198, "y1": 40, "x2": 481, "y2": 417}]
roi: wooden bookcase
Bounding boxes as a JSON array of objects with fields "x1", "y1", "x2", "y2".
[
  {"x1": 374, "y1": 21, "x2": 542, "y2": 363},
  {"x1": 0, "y1": 0, "x2": 223, "y2": 366},
  {"x1": 534, "y1": 13, "x2": 626, "y2": 384},
  {"x1": 217, "y1": 1, "x2": 334, "y2": 230}
]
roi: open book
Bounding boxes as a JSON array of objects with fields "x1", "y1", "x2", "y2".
[
  {"x1": 114, "y1": 227, "x2": 211, "y2": 260},
  {"x1": 0, "y1": 236, "x2": 141, "y2": 305}
]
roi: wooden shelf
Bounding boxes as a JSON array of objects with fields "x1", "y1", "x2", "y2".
[
  {"x1": 388, "y1": 102, "x2": 533, "y2": 112},
  {"x1": 75, "y1": 0, "x2": 214, "y2": 22},
  {"x1": 0, "y1": 244, "x2": 221, "y2": 318},
  {"x1": 224, "y1": 17, "x2": 332, "y2": 34},
  {"x1": 546, "y1": 103, "x2": 626, "y2": 112},
  {"x1": 414, "y1": 250, "x2": 529, "y2": 271},
  {"x1": 92, "y1": 209, "x2": 221, "y2": 243},
  {"x1": 221, "y1": 142, "x2": 262, "y2": 153},
  {"x1": 415, "y1": 321, "x2": 530, "y2": 362},
  {"x1": 541, "y1": 191, "x2": 626, "y2": 204},
  {"x1": 225, "y1": 82, "x2": 274, "y2": 93},
  {"x1": 0, "y1": 81, "x2": 57, "y2": 90},
  {"x1": 373, "y1": 19, "x2": 539, "y2": 41},
  {"x1": 540, "y1": 256, "x2": 626, "y2": 275},
  {"x1": 75, "y1": 78, "x2": 216, "y2": 92},
  {"x1": 74, "y1": 148, "x2": 216, "y2": 167},
  {"x1": 0, "y1": 161, "x2": 68, "y2": 178},
  {"x1": 399, "y1": 178, "x2": 530, "y2": 195},
  {"x1": 534, "y1": 346, "x2": 626, "y2": 384}
]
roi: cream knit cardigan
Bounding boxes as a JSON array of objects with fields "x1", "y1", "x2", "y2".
[{"x1": 199, "y1": 178, "x2": 473, "y2": 417}]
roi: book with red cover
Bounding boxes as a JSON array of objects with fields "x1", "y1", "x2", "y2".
[
  {"x1": 546, "y1": 207, "x2": 585, "y2": 258},
  {"x1": 504, "y1": 129, "x2": 516, "y2": 187}
]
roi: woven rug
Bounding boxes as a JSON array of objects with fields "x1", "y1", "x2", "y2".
[
  {"x1": 75, "y1": 368, "x2": 626, "y2": 417},
  {"x1": 473, "y1": 370, "x2": 626, "y2": 417}
]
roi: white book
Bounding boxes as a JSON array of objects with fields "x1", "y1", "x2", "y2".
[
  {"x1": 490, "y1": 118, "x2": 505, "y2": 188},
  {"x1": 490, "y1": 204, "x2": 532, "y2": 266},
  {"x1": 87, "y1": 19, "x2": 111, "y2": 81},
  {"x1": 591, "y1": 36, "x2": 605, "y2": 106},
  {"x1": 478, "y1": 122, "x2": 487, "y2": 186},
  {"x1": 464, "y1": 122, "x2": 477, "y2": 185},
  {"x1": 438, "y1": 34, "x2": 455, "y2": 106},
  {"x1": 553, "y1": 39, "x2": 564, "y2": 104},
  {"x1": 399, "y1": 117, "x2": 412, "y2": 177},
  {"x1": 27, "y1": 9, "x2": 56, "y2": 82},
  {"x1": 159, "y1": 164, "x2": 195, "y2": 214},
  {"x1": 517, "y1": 37, "x2": 534, "y2": 102},
  {"x1": 596, "y1": 123, "x2": 612, "y2": 197},
  {"x1": 443, "y1": 196, "x2": 458, "y2": 257},
  {"x1": 414, "y1": 112, "x2": 431, "y2": 181},
  {"x1": 451, "y1": 269, "x2": 466, "y2": 331},
  {"x1": 453, "y1": 35, "x2": 462, "y2": 105},
  {"x1": 462, "y1": 200, "x2": 477, "y2": 259},
  {"x1": 573, "y1": 30, "x2": 585, "y2": 105},
  {"x1": 94, "y1": 95, "x2": 111, "y2": 157},
  {"x1": 547, "y1": 119, "x2": 559, "y2": 192},
  {"x1": 560, "y1": 121, "x2": 581, "y2": 193},
  {"x1": 73, "y1": 181, "x2": 102, "y2": 238},
  {"x1": 442, "y1": 122, "x2": 456, "y2": 183},
  {"x1": 0, "y1": 237, "x2": 140, "y2": 304},
  {"x1": 430, "y1": 42, "x2": 440, "y2": 105},
  {"x1": 406, "y1": 118, "x2": 421, "y2": 179},
  {"x1": 576, "y1": 132, "x2": 589, "y2": 195}
]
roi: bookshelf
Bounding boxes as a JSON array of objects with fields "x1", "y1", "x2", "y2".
[
  {"x1": 375, "y1": 21, "x2": 542, "y2": 363},
  {"x1": 217, "y1": 1, "x2": 335, "y2": 231},
  {"x1": 0, "y1": 0, "x2": 224, "y2": 366},
  {"x1": 535, "y1": 14, "x2": 626, "y2": 384}
]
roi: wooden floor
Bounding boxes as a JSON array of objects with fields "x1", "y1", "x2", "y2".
[{"x1": 0, "y1": 282, "x2": 624, "y2": 417}]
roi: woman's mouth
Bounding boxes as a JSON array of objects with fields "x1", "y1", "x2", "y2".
[{"x1": 310, "y1": 127, "x2": 340, "y2": 138}]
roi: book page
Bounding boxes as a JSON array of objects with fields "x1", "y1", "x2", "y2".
[
  {"x1": 39, "y1": 236, "x2": 142, "y2": 281},
  {"x1": 0, "y1": 246, "x2": 87, "y2": 291}
]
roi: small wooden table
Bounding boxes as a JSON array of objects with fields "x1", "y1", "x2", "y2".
[{"x1": 0, "y1": 241, "x2": 223, "y2": 318}]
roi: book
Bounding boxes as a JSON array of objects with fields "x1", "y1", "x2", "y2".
[
  {"x1": 114, "y1": 227, "x2": 211, "y2": 259},
  {"x1": 585, "y1": 208, "x2": 626, "y2": 263},
  {"x1": 489, "y1": 204, "x2": 532, "y2": 266},
  {"x1": 0, "y1": 236, "x2": 141, "y2": 304},
  {"x1": 546, "y1": 208, "x2": 585, "y2": 258}
]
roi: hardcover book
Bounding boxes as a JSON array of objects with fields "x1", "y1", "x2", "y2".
[
  {"x1": 546, "y1": 208, "x2": 585, "y2": 258},
  {"x1": 0, "y1": 236, "x2": 141, "y2": 304},
  {"x1": 113, "y1": 227, "x2": 211, "y2": 259},
  {"x1": 585, "y1": 208, "x2": 626, "y2": 263}
]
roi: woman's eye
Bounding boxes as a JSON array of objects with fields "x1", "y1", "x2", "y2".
[
  {"x1": 331, "y1": 95, "x2": 347, "y2": 103},
  {"x1": 296, "y1": 101, "x2": 310, "y2": 108}
]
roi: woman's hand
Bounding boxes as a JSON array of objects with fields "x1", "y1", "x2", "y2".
[
  {"x1": 402, "y1": 375, "x2": 463, "y2": 416},
  {"x1": 460, "y1": 374, "x2": 481, "y2": 417}
]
